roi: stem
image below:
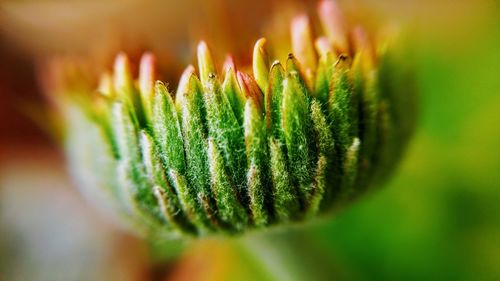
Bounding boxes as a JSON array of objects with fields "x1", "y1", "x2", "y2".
[{"x1": 237, "y1": 227, "x2": 339, "y2": 281}]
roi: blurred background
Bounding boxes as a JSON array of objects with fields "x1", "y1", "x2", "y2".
[{"x1": 0, "y1": 0, "x2": 499, "y2": 280}]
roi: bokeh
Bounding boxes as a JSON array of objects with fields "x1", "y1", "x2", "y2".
[{"x1": 1, "y1": 0, "x2": 499, "y2": 280}]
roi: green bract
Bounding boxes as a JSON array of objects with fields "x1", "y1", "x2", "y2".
[{"x1": 62, "y1": 2, "x2": 416, "y2": 238}]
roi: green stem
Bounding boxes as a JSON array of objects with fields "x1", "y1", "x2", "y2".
[{"x1": 237, "y1": 228, "x2": 339, "y2": 281}]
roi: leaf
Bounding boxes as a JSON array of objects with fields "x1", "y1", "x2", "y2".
[
  {"x1": 176, "y1": 75, "x2": 217, "y2": 231},
  {"x1": 138, "y1": 53, "x2": 155, "y2": 124},
  {"x1": 309, "y1": 100, "x2": 335, "y2": 210},
  {"x1": 140, "y1": 131, "x2": 196, "y2": 235},
  {"x1": 112, "y1": 102, "x2": 164, "y2": 227},
  {"x1": 151, "y1": 82, "x2": 186, "y2": 174},
  {"x1": 207, "y1": 138, "x2": 249, "y2": 232},
  {"x1": 282, "y1": 73, "x2": 315, "y2": 207},
  {"x1": 65, "y1": 103, "x2": 132, "y2": 225},
  {"x1": 341, "y1": 137, "x2": 360, "y2": 198},
  {"x1": 286, "y1": 54, "x2": 312, "y2": 100},
  {"x1": 93, "y1": 94, "x2": 119, "y2": 158},
  {"x1": 356, "y1": 66, "x2": 379, "y2": 189},
  {"x1": 311, "y1": 100, "x2": 335, "y2": 158},
  {"x1": 197, "y1": 41, "x2": 217, "y2": 86},
  {"x1": 112, "y1": 53, "x2": 145, "y2": 128},
  {"x1": 244, "y1": 99, "x2": 270, "y2": 227},
  {"x1": 315, "y1": 51, "x2": 335, "y2": 108},
  {"x1": 265, "y1": 61, "x2": 286, "y2": 144},
  {"x1": 203, "y1": 75, "x2": 248, "y2": 205},
  {"x1": 305, "y1": 155, "x2": 327, "y2": 217},
  {"x1": 329, "y1": 55, "x2": 355, "y2": 159},
  {"x1": 253, "y1": 38, "x2": 270, "y2": 93},
  {"x1": 269, "y1": 138, "x2": 300, "y2": 221},
  {"x1": 168, "y1": 169, "x2": 215, "y2": 234},
  {"x1": 222, "y1": 66, "x2": 246, "y2": 125}
]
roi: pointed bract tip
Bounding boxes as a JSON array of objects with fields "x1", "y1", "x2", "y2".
[
  {"x1": 253, "y1": 37, "x2": 269, "y2": 93},
  {"x1": 154, "y1": 80, "x2": 167, "y2": 95},
  {"x1": 254, "y1": 37, "x2": 267, "y2": 50},
  {"x1": 237, "y1": 71, "x2": 263, "y2": 109},
  {"x1": 197, "y1": 41, "x2": 216, "y2": 85},
  {"x1": 197, "y1": 40, "x2": 209, "y2": 54},
  {"x1": 184, "y1": 64, "x2": 196, "y2": 77},
  {"x1": 113, "y1": 52, "x2": 132, "y2": 90},
  {"x1": 253, "y1": 38, "x2": 268, "y2": 64},
  {"x1": 222, "y1": 54, "x2": 236, "y2": 75},
  {"x1": 271, "y1": 60, "x2": 281, "y2": 68},
  {"x1": 140, "y1": 52, "x2": 155, "y2": 69},
  {"x1": 285, "y1": 53, "x2": 302, "y2": 72},
  {"x1": 176, "y1": 65, "x2": 196, "y2": 101},
  {"x1": 139, "y1": 52, "x2": 156, "y2": 98},
  {"x1": 98, "y1": 72, "x2": 114, "y2": 96}
]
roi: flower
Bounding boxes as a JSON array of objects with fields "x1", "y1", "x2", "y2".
[{"x1": 61, "y1": 0, "x2": 416, "y2": 238}]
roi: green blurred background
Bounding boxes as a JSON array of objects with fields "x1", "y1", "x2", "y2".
[{"x1": 0, "y1": 0, "x2": 499, "y2": 280}]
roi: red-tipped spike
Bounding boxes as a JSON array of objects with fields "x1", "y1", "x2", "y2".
[
  {"x1": 222, "y1": 54, "x2": 236, "y2": 75},
  {"x1": 237, "y1": 71, "x2": 263, "y2": 110},
  {"x1": 113, "y1": 52, "x2": 133, "y2": 91}
]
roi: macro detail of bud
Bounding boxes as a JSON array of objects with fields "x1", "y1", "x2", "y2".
[{"x1": 62, "y1": 0, "x2": 416, "y2": 238}]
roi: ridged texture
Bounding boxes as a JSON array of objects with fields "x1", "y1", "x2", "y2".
[{"x1": 62, "y1": 1, "x2": 416, "y2": 238}]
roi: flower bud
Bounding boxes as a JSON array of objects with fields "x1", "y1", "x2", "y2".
[{"x1": 59, "y1": 1, "x2": 416, "y2": 238}]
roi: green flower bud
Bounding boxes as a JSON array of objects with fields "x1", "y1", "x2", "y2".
[{"x1": 60, "y1": 1, "x2": 416, "y2": 238}]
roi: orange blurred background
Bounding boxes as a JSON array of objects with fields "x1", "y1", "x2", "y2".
[{"x1": 1, "y1": 0, "x2": 498, "y2": 280}]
